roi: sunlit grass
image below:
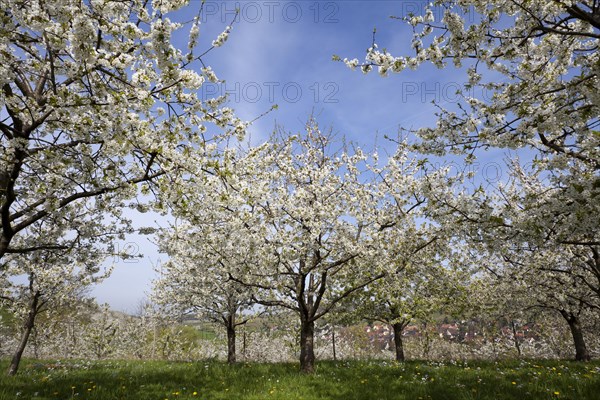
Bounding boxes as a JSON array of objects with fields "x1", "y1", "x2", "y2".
[{"x1": 0, "y1": 359, "x2": 599, "y2": 399}]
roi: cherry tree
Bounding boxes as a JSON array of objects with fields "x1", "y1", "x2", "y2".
[
  {"x1": 354, "y1": 247, "x2": 468, "y2": 362},
  {"x1": 152, "y1": 140, "x2": 273, "y2": 364},
  {"x1": 0, "y1": 240, "x2": 108, "y2": 375},
  {"x1": 508, "y1": 161, "x2": 600, "y2": 311},
  {"x1": 161, "y1": 120, "x2": 383, "y2": 372},
  {"x1": 486, "y1": 165, "x2": 598, "y2": 361},
  {"x1": 424, "y1": 160, "x2": 599, "y2": 361},
  {"x1": 159, "y1": 117, "x2": 465, "y2": 371},
  {"x1": 153, "y1": 221, "x2": 258, "y2": 364},
  {"x1": 225, "y1": 122, "x2": 455, "y2": 372},
  {"x1": 344, "y1": 0, "x2": 599, "y2": 253},
  {"x1": 461, "y1": 255, "x2": 532, "y2": 358},
  {"x1": 474, "y1": 243, "x2": 595, "y2": 361},
  {"x1": 343, "y1": 0, "x2": 599, "y2": 168},
  {"x1": 235, "y1": 124, "x2": 390, "y2": 373},
  {"x1": 344, "y1": 1, "x2": 600, "y2": 359},
  {"x1": 0, "y1": 0, "x2": 244, "y2": 264},
  {"x1": 341, "y1": 144, "x2": 466, "y2": 362}
]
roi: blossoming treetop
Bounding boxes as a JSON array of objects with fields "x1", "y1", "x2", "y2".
[{"x1": 0, "y1": 0, "x2": 242, "y2": 264}]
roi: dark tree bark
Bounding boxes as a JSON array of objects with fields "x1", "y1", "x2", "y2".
[
  {"x1": 392, "y1": 322, "x2": 406, "y2": 362},
  {"x1": 331, "y1": 325, "x2": 337, "y2": 361},
  {"x1": 242, "y1": 330, "x2": 247, "y2": 361},
  {"x1": 560, "y1": 310, "x2": 590, "y2": 361},
  {"x1": 7, "y1": 292, "x2": 40, "y2": 376},
  {"x1": 299, "y1": 318, "x2": 315, "y2": 373},
  {"x1": 509, "y1": 320, "x2": 522, "y2": 357},
  {"x1": 219, "y1": 306, "x2": 250, "y2": 364},
  {"x1": 226, "y1": 319, "x2": 236, "y2": 364}
]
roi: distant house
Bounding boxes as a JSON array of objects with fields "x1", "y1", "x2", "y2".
[
  {"x1": 438, "y1": 323, "x2": 460, "y2": 340},
  {"x1": 359, "y1": 320, "x2": 541, "y2": 351},
  {"x1": 402, "y1": 325, "x2": 420, "y2": 337},
  {"x1": 365, "y1": 324, "x2": 393, "y2": 350}
]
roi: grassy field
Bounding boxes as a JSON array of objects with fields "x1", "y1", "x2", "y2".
[{"x1": 0, "y1": 359, "x2": 599, "y2": 400}]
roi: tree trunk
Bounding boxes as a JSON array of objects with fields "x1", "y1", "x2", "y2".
[
  {"x1": 392, "y1": 322, "x2": 405, "y2": 362},
  {"x1": 7, "y1": 293, "x2": 40, "y2": 376},
  {"x1": 226, "y1": 322, "x2": 236, "y2": 364},
  {"x1": 421, "y1": 321, "x2": 431, "y2": 358},
  {"x1": 331, "y1": 326, "x2": 337, "y2": 361},
  {"x1": 560, "y1": 311, "x2": 590, "y2": 361},
  {"x1": 299, "y1": 318, "x2": 315, "y2": 373},
  {"x1": 510, "y1": 320, "x2": 522, "y2": 357},
  {"x1": 32, "y1": 327, "x2": 39, "y2": 359},
  {"x1": 242, "y1": 330, "x2": 247, "y2": 361},
  {"x1": 151, "y1": 323, "x2": 157, "y2": 359}
]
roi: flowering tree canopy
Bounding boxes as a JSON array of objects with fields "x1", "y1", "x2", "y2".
[
  {"x1": 0, "y1": 218, "x2": 110, "y2": 374},
  {"x1": 154, "y1": 216, "x2": 259, "y2": 364},
  {"x1": 0, "y1": 0, "x2": 243, "y2": 263},
  {"x1": 158, "y1": 118, "x2": 461, "y2": 372},
  {"x1": 423, "y1": 159, "x2": 599, "y2": 361},
  {"x1": 343, "y1": 0, "x2": 600, "y2": 361},
  {"x1": 343, "y1": 0, "x2": 599, "y2": 168}
]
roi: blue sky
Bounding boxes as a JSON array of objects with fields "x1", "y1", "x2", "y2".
[{"x1": 93, "y1": 0, "x2": 510, "y2": 312}]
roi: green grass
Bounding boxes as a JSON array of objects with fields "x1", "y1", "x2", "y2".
[{"x1": 0, "y1": 358, "x2": 599, "y2": 399}]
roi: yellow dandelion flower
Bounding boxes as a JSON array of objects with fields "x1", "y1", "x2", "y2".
[{"x1": 554, "y1": 392, "x2": 560, "y2": 396}]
